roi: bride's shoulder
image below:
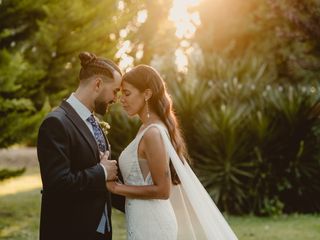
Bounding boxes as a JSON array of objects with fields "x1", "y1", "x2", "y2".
[
  {"x1": 141, "y1": 123, "x2": 166, "y2": 142},
  {"x1": 143, "y1": 124, "x2": 162, "y2": 137},
  {"x1": 139, "y1": 127, "x2": 166, "y2": 154}
]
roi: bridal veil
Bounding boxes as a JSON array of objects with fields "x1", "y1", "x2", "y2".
[{"x1": 155, "y1": 124, "x2": 238, "y2": 240}]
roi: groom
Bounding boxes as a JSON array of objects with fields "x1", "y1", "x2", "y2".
[{"x1": 37, "y1": 52, "x2": 124, "y2": 240}]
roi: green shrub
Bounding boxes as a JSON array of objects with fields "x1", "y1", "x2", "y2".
[{"x1": 0, "y1": 168, "x2": 25, "y2": 182}]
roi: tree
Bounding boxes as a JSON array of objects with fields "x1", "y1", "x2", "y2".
[
  {"x1": 0, "y1": 0, "x2": 129, "y2": 146},
  {"x1": 0, "y1": 0, "x2": 48, "y2": 147},
  {"x1": 267, "y1": 0, "x2": 320, "y2": 82}
]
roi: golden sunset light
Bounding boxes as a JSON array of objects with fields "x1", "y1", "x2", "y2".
[
  {"x1": 116, "y1": 0, "x2": 202, "y2": 72},
  {"x1": 169, "y1": 0, "x2": 201, "y2": 39},
  {"x1": 1, "y1": 0, "x2": 320, "y2": 239}
]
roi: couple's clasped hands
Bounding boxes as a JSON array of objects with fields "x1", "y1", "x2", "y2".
[{"x1": 100, "y1": 151, "x2": 121, "y2": 193}]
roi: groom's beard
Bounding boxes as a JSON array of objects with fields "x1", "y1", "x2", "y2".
[{"x1": 94, "y1": 99, "x2": 108, "y2": 115}]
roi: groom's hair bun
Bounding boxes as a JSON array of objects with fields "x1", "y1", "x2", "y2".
[
  {"x1": 78, "y1": 51, "x2": 122, "y2": 81},
  {"x1": 79, "y1": 52, "x2": 97, "y2": 68}
]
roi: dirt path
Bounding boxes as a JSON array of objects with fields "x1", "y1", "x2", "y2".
[{"x1": 0, "y1": 147, "x2": 38, "y2": 169}]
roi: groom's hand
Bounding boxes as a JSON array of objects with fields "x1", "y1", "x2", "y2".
[{"x1": 100, "y1": 151, "x2": 118, "y2": 181}]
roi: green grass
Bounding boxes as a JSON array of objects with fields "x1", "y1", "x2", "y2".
[
  {"x1": 0, "y1": 169, "x2": 126, "y2": 240},
  {"x1": 0, "y1": 170, "x2": 319, "y2": 240},
  {"x1": 231, "y1": 214, "x2": 320, "y2": 240}
]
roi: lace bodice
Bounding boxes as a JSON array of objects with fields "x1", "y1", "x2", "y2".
[
  {"x1": 119, "y1": 126, "x2": 153, "y2": 186},
  {"x1": 118, "y1": 124, "x2": 178, "y2": 240}
]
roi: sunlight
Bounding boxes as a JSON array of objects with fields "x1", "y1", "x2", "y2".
[
  {"x1": 117, "y1": 0, "x2": 125, "y2": 11},
  {"x1": 115, "y1": 39, "x2": 134, "y2": 70},
  {"x1": 137, "y1": 9, "x2": 148, "y2": 24},
  {"x1": 175, "y1": 48, "x2": 188, "y2": 73},
  {"x1": 116, "y1": 6, "x2": 148, "y2": 70},
  {"x1": 169, "y1": 0, "x2": 201, "y2": 72},
  {"x1": 119, "y1": 55, "x2": 134, "y2": 71},
  {"x1": 0, "y1": 173, "x2": 41, "y2": 196},
  {"x1": 169, "y1": 0, "x2": 201, "y2": 39},
  {"x1": 116, "y1": 0, "x2": 202, "y2": 72}
]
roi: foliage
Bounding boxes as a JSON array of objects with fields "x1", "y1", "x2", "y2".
[
  {"x1": 103, "y1": 0, "x2": 320, "y2": 215},
  {"x1": 267, "y1": 0, "x2": 320, "y2": 82},
  {"x1": 0, "y1": 0, "x2": 48, "y2": 147},
  {"x1": 166, "y1": 53, "x2": 320, "y2": 215},
  {"x1": 195, "y1": 0, "x2": 320, "y2": 83},
  {"x1": 26, "y1": 0, "x2": 126, "y2": 106},
  {"x1": 0, "y1": 168, "x2": 25, "y2": 181},
  {"x1": 0, "y1": 0, "x2": 128, "y2": 147},
  {"x1": 109, "y1": 0, "x2": 178, "y2": 67}
]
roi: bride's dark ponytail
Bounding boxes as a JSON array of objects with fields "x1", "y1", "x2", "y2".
[{"x1": 122, "y1": 65, "x2": 190, "y2": 184}]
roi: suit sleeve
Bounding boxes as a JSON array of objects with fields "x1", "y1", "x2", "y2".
[
  {"x1": 111, "y1": 193, "x2": 125, "y2": 213},
  {"x1": 37, "y1": 115, "x2": 106, "y2": 193},
  {"x1": 111, "y1": 164, "x2": 125, "y2": 212}
]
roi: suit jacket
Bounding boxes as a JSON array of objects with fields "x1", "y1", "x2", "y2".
[{"x1": 37, "y1": 101, "x2": 124, "y2": 240}]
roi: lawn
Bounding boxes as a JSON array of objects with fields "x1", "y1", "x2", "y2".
[
  {"x1": 0, "y1": 168, "x2": 127, "y2": 240},
  {"x1": 0, "y1": 148, "x2": 319, "y2": 240}
]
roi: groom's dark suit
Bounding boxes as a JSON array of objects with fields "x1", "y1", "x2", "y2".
[{"x1": 37, "y1": 101, "x2": 124, "y2": 240}]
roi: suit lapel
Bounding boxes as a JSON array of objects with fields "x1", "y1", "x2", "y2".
[{"x1": 60, "y1": 101, "x2": 99, "y2": 160}]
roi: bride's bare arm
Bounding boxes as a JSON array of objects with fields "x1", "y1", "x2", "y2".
[{"x1": 107, "y1": 127, "x2": 171, "y2": 199}]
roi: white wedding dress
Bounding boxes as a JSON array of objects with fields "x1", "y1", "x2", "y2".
[{"x1": 118, "y1": 124, "x2": 238, "y2": 240}]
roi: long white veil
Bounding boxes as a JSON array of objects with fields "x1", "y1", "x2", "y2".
[{"x1": 155, "y1": 124, "x2": 238, "y2": 240}]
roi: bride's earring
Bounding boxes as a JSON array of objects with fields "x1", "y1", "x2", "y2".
[{"x1": 145, "y1": 98, "x2": 150, "y2": 119}]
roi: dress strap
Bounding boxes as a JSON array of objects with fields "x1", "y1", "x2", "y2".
[
  {"x1": 132, "y1": 123, "x2": 168, "y2": 183},
  {"x1": 135, "y1": 123, "x2": 168, "y2": 143}
]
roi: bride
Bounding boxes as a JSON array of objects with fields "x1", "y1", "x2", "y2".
[{"x1": 106, "y1": 65, "x2": 238, "y2": 240}]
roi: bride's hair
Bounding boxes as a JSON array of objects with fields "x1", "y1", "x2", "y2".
[
  {"x1": 122, "y1": 65, "x2": 190, "y2": 184},
  {"x1": 78, "y1": 52, "x2": 122, "y2": 81}
]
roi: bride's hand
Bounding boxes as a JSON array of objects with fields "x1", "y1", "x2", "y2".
[{"x1": 106, "y1": 181, "x2": 122, "y2": 193}]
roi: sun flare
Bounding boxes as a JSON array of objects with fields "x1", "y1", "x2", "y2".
[
  {"x1": 116, "y1": 0, "x2": 202, "y2": 72},
  {"x1": 169, "y1": 0, "x2": 201, "y2": 39},
  {"x1": 169, "y1": 0, "x2": 202, "y2": 72}
]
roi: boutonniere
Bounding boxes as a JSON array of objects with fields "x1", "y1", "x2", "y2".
[{"x1": 99, "y1": 120, "x2": 111, "y2": 135}]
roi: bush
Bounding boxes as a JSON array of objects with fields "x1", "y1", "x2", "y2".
[
  {"x1": 175, "y1": 54, "x2": 320, "y2": 215},
  {"x1": 0, "y1": 168, "x2": 26, "y2": 182},
  {"x1": 106, "y1": 52, "x2": 320, "y2": 215}
]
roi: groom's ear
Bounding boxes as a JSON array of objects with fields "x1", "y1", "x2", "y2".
[
  {"x1": 93, "y1": 77, "x2": 103, "y2": 91},
  {"x1": 144, "y1": 88, "x2": 153, "y2": 100}
]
